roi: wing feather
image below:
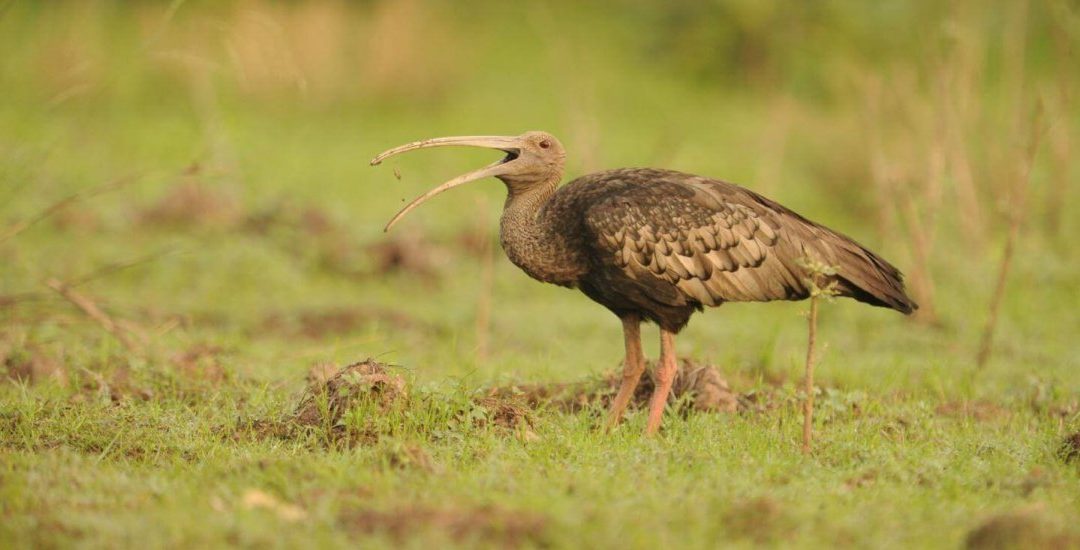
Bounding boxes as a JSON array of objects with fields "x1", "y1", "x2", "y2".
[{"x1": 580, "y1": 169, "x2": 916, "y2": 313}]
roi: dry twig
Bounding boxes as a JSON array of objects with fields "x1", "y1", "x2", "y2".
[
  {"x1": 0, "y1": 175, "x2": 136, "y2": 244},
  {"x1": 975, "y1": 106, "x2": 1045, "y2": 369},
  {"x1": 45, "y1": 278, "x2": 143, "y2": 354}
]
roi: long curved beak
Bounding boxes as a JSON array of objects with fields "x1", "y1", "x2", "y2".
[{"x1": 371, "y1": 135, "x2": 522, "y2": 232}]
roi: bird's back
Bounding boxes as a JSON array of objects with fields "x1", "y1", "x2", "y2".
[{"x1": 548, "y1": 168, "x2": 915, "y2": 330}]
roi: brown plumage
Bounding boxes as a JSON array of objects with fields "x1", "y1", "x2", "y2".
[{"x1": 373, "y1": 131, "x2": 916, "y2": 435}]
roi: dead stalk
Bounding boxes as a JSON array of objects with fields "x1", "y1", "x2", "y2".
[
  {"x1": 46, "y1": 278, "x2": 143, "y2": 355},
  {"x1": 0, "y1": 195, "x2": 80, "y2": 244},
  {"x1": 975, "y1": 107, "x2": 1044, "y2": 369},
  {"x1": 0, "y1": 174, "x2": 138, "y2": 244},
  {"x1": 802, "y1": 293, "x2": 819, "y2": 455}
]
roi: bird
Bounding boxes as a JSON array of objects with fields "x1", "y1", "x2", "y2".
[{"x1": 372, "y1": 131, "x2": 916, "y2": 435}]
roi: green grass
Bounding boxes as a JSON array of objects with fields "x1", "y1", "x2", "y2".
[{"x1": 2, "y1": 1, "x2": 1079, "y2": 548}]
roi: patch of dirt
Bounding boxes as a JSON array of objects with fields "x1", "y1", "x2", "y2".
[
  {"x1": 222, "y1": 360, "x2": 410, "y2": 448},
  {"x1": 469, "y1": 395, "x2": 540, "y2": 441},
  {"x1": 453, "y1": 226, "x2": 493, "y2": 258},
  {"x1": 843, "y1": 469, "x2": 878, "y2": 490},
  {"x1": 722, "y1": 497, "x2": 790, "y2": 544},
  {"x1": 51, "y1": 206, "x2": 102, "y2": 233},
  {"x1": 364, "y1": 230, "x2": 449, "y2": 280},
  {"x1": 935, "y1": 401, "x2": 1009, "y2": 422},
  {"x1": 965, "y1": 507, "x2": 1077, "y2": 549},
  {"x1": 243, "y1": 203, "x2": 341, "y2": 237},
  {"x1": 72, "y1": 362, "x2": 154, "y2": 403},
  {"x1": 138, "y1": 181, "x2": 242, "y2": 229},
  {"x1": 651, "y1": 359, "x2": 740, "y2": 413},
  {"x1": 293, "y1": 359, "x2": 408, "y2": 427},
  {"x1": 471, "y1": 396, "x2": 532, "y2": 430},
  {"x1": 1058, "y1": 432, "x2": 1080, "y2": 464},
  {"x1": 170, "y1": 344, "x2": 228, "y2": 384},
  {"x1": 339, "y1": 505, "x2": 547, "y2": 547},
  {"x1": 258, "y1": 307, "x2": 418, "y2": 340},
  {"x1": 2, "y1": 343, "x2": 68, "y2": 387}
]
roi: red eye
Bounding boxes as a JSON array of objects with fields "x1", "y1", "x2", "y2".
[{"x1": 539, "y1": 140, "x2": 551, "y2": 149}]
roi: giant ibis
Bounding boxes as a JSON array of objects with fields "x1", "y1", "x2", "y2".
[{"x1": 372, "y1": 131, "x2": 916, "y2": 435}]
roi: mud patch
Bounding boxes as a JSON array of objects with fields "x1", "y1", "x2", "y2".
[
  {"x1": 364, "y1": 230, "x2": 449, "y2": 280},
  {"x1": 51, "y1": 206, "x2": 102, "y2": 233},
  {"x1": 258, "y1": 307, "x2": 418, "y2": 340},
  {"x1": 965, "y1": 507, "x2": 1076, "y2": 549},
  {"x1": 2, "y1": 343, "x2": 67, "y2": 387},
  {"x1": 723, "y1": 497, "x2": 790, "y2": 544},
  {"x1": 339, "y1": 505, "x2": 547, "y2": 547},
  {"x1": 170, "y1": 344, "x2": 228, "y2": 385},
  {"x1": 138, "y1": 181, "x2": 242, "y2": 229},
  {"x1": 243, "y1": 203, "x2": 341, "y2": 238}
]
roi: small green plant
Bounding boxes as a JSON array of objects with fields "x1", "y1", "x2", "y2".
[{"x1": 797, "y1": 257, "x2": 839, "y2": 455}]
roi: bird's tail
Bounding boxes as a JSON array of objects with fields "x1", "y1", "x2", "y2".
[{"x1": 831, "y1": 241, "x2": 918, "y2": 314}]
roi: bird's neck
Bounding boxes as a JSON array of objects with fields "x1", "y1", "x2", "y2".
[{"x1": 499, "y1": 180, "x2": 584, "y2": 286}]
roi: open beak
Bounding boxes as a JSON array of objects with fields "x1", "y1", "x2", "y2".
[{"x1": 371, "y1": 135, "x2": 522, "y2": 232}]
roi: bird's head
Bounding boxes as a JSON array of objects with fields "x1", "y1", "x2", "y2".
[{"x1": 372, "y1": 130, "x2": 565, "y2": 231}]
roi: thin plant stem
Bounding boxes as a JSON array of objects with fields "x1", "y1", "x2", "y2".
[
  {"x1": 975, "y1": 105, "x2": 1045, "y2": 369},
  {"x1": 802, "y1": 294, "x2": 819, "y2": 455}
]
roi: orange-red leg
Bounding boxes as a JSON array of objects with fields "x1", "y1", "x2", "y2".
[
  {"x1": 605, "y1": 314, "x2": 644, "y2": 430},
  {"x1": 645, "y1": 329, "x2": 678, "y2": 436}
]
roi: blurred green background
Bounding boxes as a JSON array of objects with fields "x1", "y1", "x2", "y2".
[
  {"x1": 1, "y1": 1, "x2": 1078, "y2": 547},
  {"x1": 2, "y1": 0, "x2": 1075, "y2": 381}
]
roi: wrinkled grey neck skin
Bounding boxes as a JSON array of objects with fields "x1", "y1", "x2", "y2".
[{"x1": 498, "y1": 175, "x2": 586, "y2": 287}]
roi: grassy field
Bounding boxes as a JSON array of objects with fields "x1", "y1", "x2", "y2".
[{"x1": 2, "y1": 1, "x2": 1079, "y2": 548}]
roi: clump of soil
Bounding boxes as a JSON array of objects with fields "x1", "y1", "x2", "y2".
[
  {"x1": 339, "y1": 505, "x2": 547, "y2": 547},
  {"x1": 470, "y1": 395, "x2": 539, "y2": 441},
  {"x1": 1059, "y1": 432, "x2": 1080, "y2": 464},
  {"x1": 293, "y1": 359, "x2": 408, "y2": 427},
  {"x1": 965, "y1": 508, "x2": 1076, "y2": 549},
  {"x1": 644, "y1": 358, "x2": 739, "y2": 413},
  {"x1": 471, "y1": 396, "x2": 532, "y2": 430}
]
